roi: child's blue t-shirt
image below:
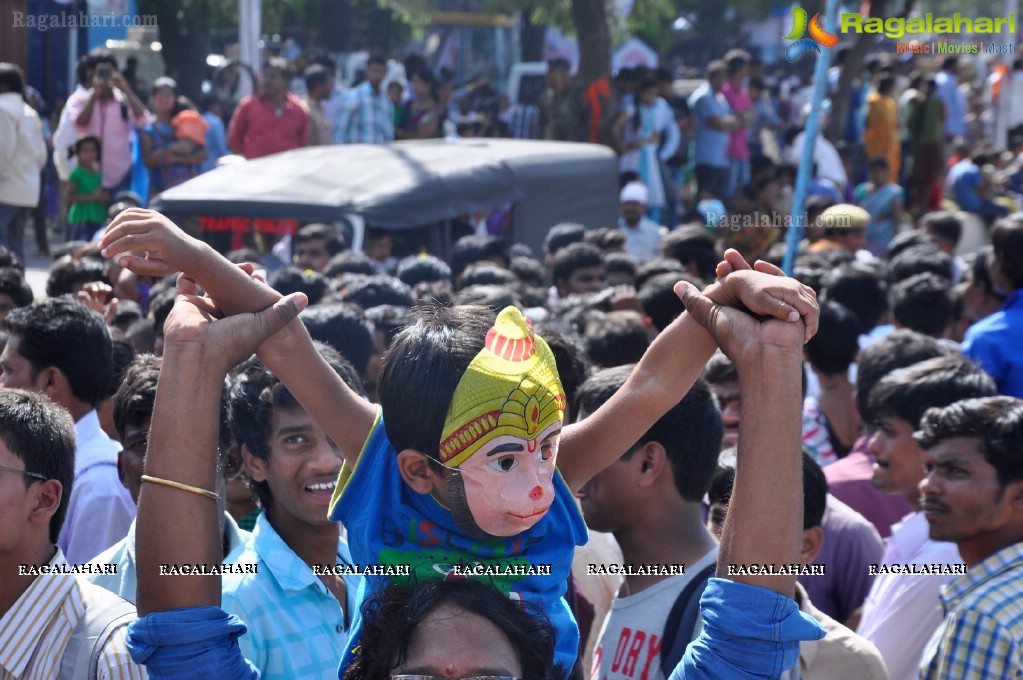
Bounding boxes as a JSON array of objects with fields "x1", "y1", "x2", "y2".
[{"x1": 329, "y1": 409, "x2": 588, "y2": 677}]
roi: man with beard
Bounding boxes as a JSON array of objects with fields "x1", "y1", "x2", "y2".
[{"x1": 227, "y1": 57, "x2": 309, "y2": 159}]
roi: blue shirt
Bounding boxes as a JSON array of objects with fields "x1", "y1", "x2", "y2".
[
  {"x1": 948, "y1": 160, "x2": 984, "y2": 212},
  {"x1": 333, "y1": 81, "x2": 394, "y2": 144},
  {"x1": 220, "y1": 513, "x2": 361, "y2": 680},
  {"x1": 328, "y1": 412, "x2": 588, "y2": 677},
  {"x1": 201, "y1": 111, "x2": 228, "y2": 173},
  {"x1": 677, "y1": 578, "x2": 825, "y2": 679},
  {"x1": 688, "y1": 83, "x2": 731, "y2": 168},
  {"x1": 963, "y1": 289, "x2": 1023, "y2": 398}
]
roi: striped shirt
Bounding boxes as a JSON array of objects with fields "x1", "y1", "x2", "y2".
[
  {"x1": 0, "y1": 548, "x2": 147, "y2": 680},
  {"x1": 333, "y1": 81, "x2": 393, "y2": 144},
  {"x1": 920, "y1": 541, "x2": 1023, "y2": 678}
]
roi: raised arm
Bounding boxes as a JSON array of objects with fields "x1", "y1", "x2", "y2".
[
  {"x1": 99, "y1": 210, "x2": 377, "y2": 466},
  {"x1": 136, "y1": 276, "x2": 306, "y2": 614},
  {"x1": 558, "y1": 252, "x2": 817, "y2": 492}
]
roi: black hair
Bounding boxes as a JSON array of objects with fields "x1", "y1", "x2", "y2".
[
  {"x1": 804, "y1": 301, "x2": 860, "y2": 375},
  {"x1": 300, "y1": 303, "x2": 374, "y2": 378},
  {"x1": 886, "y1": 229, "x2": 934, "y2": 261},
  {"x1": 604, "y1": 251, "x2": 638, "y2": 280},
  {"x1": 73, "y1": 135, "x2": 102, "y2": 161},
  {"x1": 703, "y1": 350, "x2": 737, "y2": 385},
  {"x1": 582, "y1": 227, "x2": 626, "y2": 252},
  {"x1": 659, "y1": 225, "x2": 718, "y2": 281},
  {"x1": 112, "y1": 354, "x2": 161, "y2": 441},
  {"x1": 638, "y1": 272, "x2": 693, "y2": 331},
  {"x1": 396, "y1": 255, "x2": 452, "y2": 287},
  {"x1": 340, "y1": 275, "x2": 414, "y2": 309},
  {"x1": 45, "y1": 255, "x2": 107, "y2": 299},
  {"x1": 584, "y1": 311, "x2": 649, "y2": 368},
  {"x1": 324, "y1": 251, "x2": 377, "y2": 278},
  {"x1": 294, "y1": 223, "x2": 346, "y2": 257},
  {"x1": 890, "y1": 244, "x2": 952, "y2": 283},
  {"x1": 147, "y1": 288, "x2": 176, "y2": 340},
  {"x1": 367, "y1": 54, "x2": 387, "y2": 68},
  {"x1": 225, "y1": 247, "x2": 262, "y2": 265},
  {"x1": 343, "y1": 578, "x2": 564, "y2": 680},
  {"x1": 822, "y1": 263, "x2": 889, "y2": 335},
  {"x1": 229, "y1": 344, "x2": 363, "y2": 507},
  {"x1": 4, "y1": 297, "x2": 113, "y2": 406},
  {"x1": 707, "y1": 450, "x2": 827, "y2": 530},
  {"x1": 0, "y1": 388, "x2": 76, "y2": 543},
  {"x1": 915, "y1": 396, "x2": 1023, "y2": 487},
  {"x1": 379, "y1": 305, "x2": 494, "y2": 458},
  {"x1": 304, "y1": 64, "x2": 330, "y2": 92},
  {"x1": 992, "y1": 214, "x2": 1023, "y2": 289},
  {"x1": 856, "y1": 330, "x2": 949, "y2": 421},
  {"x1": 551, "y1": 242, "x2": 605, "y2": 287},
  {"x1": 868, "y1": 355, "x2": 997, "y2": 428},
  {"x1": 0, "y1": 245, "x2": 22, "y2": 272},
  {"x1": 576, "y1": 366, "x2": 722, "y2": 501},
  {"x1": 0, "y1": 62, "x2": 25, "y2": 95},
  {"x1": 724, "y1": 49, "x2": 750, "y2": 76},
  {"x1": 891, "y1": 272, "x2": 954, "y2": 337},
  {"x1": 509, "y1": 256, "x2": 545, "y2": 288},
  {"x1": 450, "y1": 235, "x2": 507, "y2": 277},
  {"x1": 635, "y1": 257, "x2": 684, "y2": 289},
  {"x1": 0, "y1": 268, "x2": 33, "y2": 309},
  {"x1": 920, "y1": 211, "x2": 962, "y2": 248},
  {"x1": 459, "y1": 263, "x2": 517, "y2": 290},
  {"x1": 452, "y1": 285, "x2": 521, "y2": 313},
  {"x1": 268, "y1": 267, "x2": 329, "y2": 306},
  {"x1": 543, "y1": 222, "x2": 586, "y2": 256},
  {"x1": 868, "y1": 156, "x2": 889, "y2": 172}
]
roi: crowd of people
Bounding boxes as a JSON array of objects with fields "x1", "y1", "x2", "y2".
[{"x1": 0, "y1": 33, "x2": 1023, "y2": 680}]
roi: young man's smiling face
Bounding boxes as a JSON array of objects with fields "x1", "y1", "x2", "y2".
[
  {"x1": 246, "y1": 405, "x2": 343, "y2": 527},
  {"x1": 920, "y1": 436, "x2": 1021, "y2": 564}
]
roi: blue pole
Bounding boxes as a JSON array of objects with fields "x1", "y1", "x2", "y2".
[{"x1": 782, "y1": 0, "x2": 840, "y2": 276}]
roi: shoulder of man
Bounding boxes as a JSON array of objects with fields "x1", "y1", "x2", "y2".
[{"x1": 58, "y1": 579, "x2": 139, "y2": 680}]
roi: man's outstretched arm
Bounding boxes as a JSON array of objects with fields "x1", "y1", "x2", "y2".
[{"x1": 135, "y1": 277, "x2": 306, "y2": 614}]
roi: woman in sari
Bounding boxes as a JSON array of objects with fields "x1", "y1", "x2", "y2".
[
  {"x1": 396, "y1": 70, "x2": 441, "y2": 140},
  {"x1": 612, "y1": 77, "x2": 666, "y2": 222},
  {"x1": 855, "y1": 156, "x2": 904, "y2": 256},
  {"x1": 863, "y1": 76, "x2": 900, "y2": 182},
  {"x1": 140, "y1": 77, "x2": 206, "y2": 203}
]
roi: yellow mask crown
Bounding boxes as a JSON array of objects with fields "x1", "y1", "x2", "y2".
[{"x1": 439, "y1": 307, "x2": 565, "y2": 467}]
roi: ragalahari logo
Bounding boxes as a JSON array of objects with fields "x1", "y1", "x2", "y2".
[{"x1": 785, "y1": 6, "x2": 840, "y2": 62}]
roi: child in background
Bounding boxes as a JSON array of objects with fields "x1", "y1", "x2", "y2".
[
  {"x1": 170, "y1": 104, "x2": 208, "y2": 157},
  {"x1": 65, "y1": 136, "x2": 108, "y2": 241}
]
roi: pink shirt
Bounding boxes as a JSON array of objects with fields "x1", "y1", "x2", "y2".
[
  {"x1": 823, "y1": 438, "x2": 913, "y2": 539},
  {"x1": 71, "y1": 89, "x2": 150, "y2": 188},
  {"x1": 226, "y1": 92, "x2": 308, "y2": 159},
  {"x1": 721, "y1": 81, "x2": 751, "y2": 161}
]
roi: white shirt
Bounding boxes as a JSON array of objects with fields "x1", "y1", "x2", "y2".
[
  {"x1": 617, "y1": 215, "x2": 664, "y2": 261},
  {"x1": 857, "y1": 511, "x2": 962, "y2": 680},
  {"x1": 58, "y1": 410, "x2": 136, "y2": 564},
  {"x1": 787, "y1": 132, "x2": 847, "y2": 192},
  {"x1": 0, "y1": 92, "x2": 46, "y2": 208}
]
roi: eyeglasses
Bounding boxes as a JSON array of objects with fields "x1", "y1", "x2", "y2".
[
  {"x1": 391, "y1": 676, "x2": 520, "y2": 680},
  {"x1": 0, "y1": 464, "x2": 48, "y2": 482}
]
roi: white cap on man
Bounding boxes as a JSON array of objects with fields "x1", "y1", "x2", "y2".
[{"x1": 619, "y1": 182, "x2": 649, "y2": 205}]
